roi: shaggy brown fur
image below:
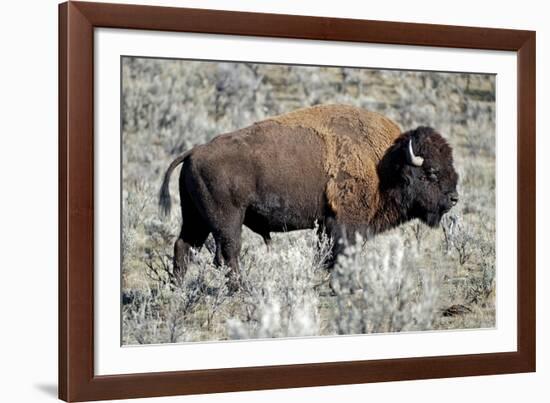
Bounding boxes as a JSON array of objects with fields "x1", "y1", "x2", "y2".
[{"x1": 270, "y1": 104, "x2": 401, "y2": 224}]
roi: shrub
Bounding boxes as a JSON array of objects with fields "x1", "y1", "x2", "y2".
[{"x1": 330, "y1": 234, "x2": 439, "y2": 334}]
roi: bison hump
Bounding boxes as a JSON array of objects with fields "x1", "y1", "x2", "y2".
[{"x1": 269, "y1": 104, "x2": 401, "y2": 223}]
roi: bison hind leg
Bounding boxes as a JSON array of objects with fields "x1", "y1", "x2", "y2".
[
  {"x1": 210, "y1": 212, "x2": 246, "y2": 292},
  {"x1": 173, "y1": 217, "x2": 210, "y2": 284},
  {"x1": 213, "y1": 235, "x2": 243, "y2": 293}
]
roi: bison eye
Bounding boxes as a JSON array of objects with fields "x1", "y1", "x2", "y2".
[{"x1": 427, "y1": 167, "x2": 438, "y2": 181}]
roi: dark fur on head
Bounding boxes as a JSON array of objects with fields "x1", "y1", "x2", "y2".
[{"x1": 374, "y1": 126, "x2": 459, "y2": 231}]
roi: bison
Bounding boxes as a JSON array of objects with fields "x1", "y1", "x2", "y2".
[{"x1": 159, "y1": 104, "x2": 458, "y2": 288}]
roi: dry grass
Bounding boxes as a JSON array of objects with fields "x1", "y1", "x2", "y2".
[{"x1": 121, "y1": 57, "x2": 496, "y2": 345}]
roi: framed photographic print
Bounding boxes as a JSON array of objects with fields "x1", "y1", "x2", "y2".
[{"x1": 59, "y1": 1, "x2": 536, "y2": 401}]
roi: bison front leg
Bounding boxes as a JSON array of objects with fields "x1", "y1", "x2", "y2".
[
  {"x1": 324, "y1": 218, "x2": 355, "y2": 269},
  {"x1": 325, "y1": 220, "x2": 365, "y2": 295},
  {"x1": 325, "y1": 220, "x2": 365, "y2": 268}
]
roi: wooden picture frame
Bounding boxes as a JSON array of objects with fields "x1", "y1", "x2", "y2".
[{"x1": 59, "y1": 1, "x2": 536, "y2": 401}]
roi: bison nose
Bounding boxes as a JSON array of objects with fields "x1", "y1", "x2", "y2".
[{"x1": 449, "y1": 192, "x2": 459, "y2": 206}]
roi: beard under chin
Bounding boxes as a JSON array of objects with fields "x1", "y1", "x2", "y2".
[{"x1": 422, "y1": 212, "x2": 442, "y2": 228}]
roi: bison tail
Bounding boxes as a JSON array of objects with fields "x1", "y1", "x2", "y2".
[{"x1": 159, "y1": 151, "x2": 191, "y2": 217}]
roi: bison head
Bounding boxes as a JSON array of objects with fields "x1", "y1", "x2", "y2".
[{"x1": 379, "y1": 126, "x2": 459, "y2": 227}]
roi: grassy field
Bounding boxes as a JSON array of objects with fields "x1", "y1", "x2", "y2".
[{"x1": 121, "y1": 57, "x2": 496, "y2": 344}]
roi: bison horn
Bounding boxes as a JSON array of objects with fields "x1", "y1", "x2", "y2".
[{"x1": 407, "y1": 138, "x2": 424, "y2": 167}]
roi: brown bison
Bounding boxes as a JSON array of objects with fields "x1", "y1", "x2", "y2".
[{"x1": 159, "y1": 104, "x2": 458, "y2": 287}]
